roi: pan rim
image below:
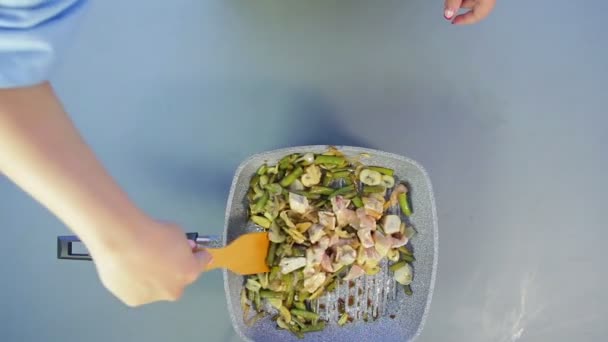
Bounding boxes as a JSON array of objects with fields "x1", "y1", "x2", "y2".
[{"x1": 222, "y1": 145, "x2": 438, "y2": 342}]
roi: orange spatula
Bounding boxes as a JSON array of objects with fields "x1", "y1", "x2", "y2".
[
  {"x1": 57, "y1": 231, "x2": 271, "y2": 275},
  {"x1": 200, "y1": 232, "x2": 270, "y2": 275}
]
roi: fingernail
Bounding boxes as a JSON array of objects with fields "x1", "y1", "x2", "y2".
[
  {"x1": 444, "y1": 8, "x2": 455, "y2": 19},
  {"x1": 188, "y1": 240, "x2": 196, "y2": 249}
]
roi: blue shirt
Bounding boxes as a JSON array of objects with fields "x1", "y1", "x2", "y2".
[{"x1": 0, "y1": 0, "x2": 87, "y2": 88}]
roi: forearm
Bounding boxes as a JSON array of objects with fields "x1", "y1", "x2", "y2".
[{"x1": 0, "y1": 82, "x2": 144, "y2": 251}]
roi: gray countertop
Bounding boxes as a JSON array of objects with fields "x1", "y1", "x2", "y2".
[{"x1": 1, "y1": 1, "x2": 607, "y2": 341}]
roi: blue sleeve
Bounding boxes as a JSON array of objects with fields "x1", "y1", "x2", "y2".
[{"x1": 0, "y1": 0, "x2": 88, "y2": 88}]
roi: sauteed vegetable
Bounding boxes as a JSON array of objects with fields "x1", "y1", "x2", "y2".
[{"x1": 241, "y1": 148, "x2": 417, "y2": 337}]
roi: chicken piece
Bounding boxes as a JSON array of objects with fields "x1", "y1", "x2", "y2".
[
  {"x1": 328, "y1": 234, "x2": 341, "y2": 247},
  {"x1": 318, "y1": 211, "x2": 336, "y2": 230},
  {"x1": 357, "y1": 228, "x2": 375, "y2": 248},
  {"x1": 356, "y1": 208, "x2": 377, "y2": 231},
  {"x1": 306, "y1": 247, "x2": 322, "y2": 269},
  {"x1": 362, "y1": 195, "x2": 385, "y2": 220},
  {"x1": 317, "y1": 236, "x2": 330, "y2": 251},
  {"x1": 337, "y1": 209, "x2": 358, "y2": 229},
  {"x1": 331, "y1": 196, "x2": 351, "y2": 212},
  {"x1": 289, "y1": 192, "x2": 309, "y2": 214},
  {"x1": 321, "y1": 254, "x2": 334, "y2": 272},
  {"x1": 304, "y1": 273, "x2": 327, "y2": 293},
  {"x1": 390, "y1": 232, "x2": 409, "y2": 248},
  {"x1": 389, "y1": 183, "x2": 408, "y2": 207},
  {"x1": 343, "y1": 264, "x2": 365, "y2": 281},
  {"x1": 336, "y1": 245, "x2": 357, "y2": 265},
  {"x1": 279, "y1": 257, "x2": 306, "y2": 274},
  {"x1": 383, "y1": 215, "x2": 401, "y2": 235},
  {"x1": 308, "y1": 223, "x2": 326, "y2": 243},
  {"x1": 363, "y1": 247, "x2": 383, "y2": 266},
  {"x1": 373, "y1": 230, "x2": 392, "y2": 257}
]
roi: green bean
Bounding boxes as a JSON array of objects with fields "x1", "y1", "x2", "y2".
[
  {"x1": 280, "y1": 167, "x2": 304, "y2": 187},
  {"x1": 313, "y1": 200, "x2": 328, "y2": 208},
  {"x1": 299, "y1": 321, "x2": 326, "y2": 333},
  {"x1": 362, "y1": 185, "x2": 386, "y2": 194},
  {"x1": 342, "y1": 191, "x2": 357, "y2": 199},
  {"x1": 249, "y1": 175, "x2": 260, "y2": 187},
  {"x1": 322, "y1": 173, "x2": 333, "y2": 187},
  {"x1": 398, "y1": 246, "x2": 413, "y2": 256},
  {"x1": 291, "y1": 190, "x2": 321, "y2": 200},
  {"x1": 352, "y1": 196, "x2": 364, "y2": 208},
  {"x1": 266, "y1": 242, "x2": 277, "y2": 266},
  {"x1": 389, "y1": 261, "x2": 407, "y2": 272},
  {"x1": 297, "y1": 292, "x2": 310, "y2": 301},
  {"x1": 247, "y1": 312, "x2": 266, "y2": 326},
  {"x1": 329, "y1": 184, "x2": 355, "y2": 198},
  {"x1": 257, "y1": 164, "x2": 268, "y2": 175},
  {"x1": 309, "y1": 186, "x2": 335, "y2": 195},
  {"x1": 253, "y1": 191, "x2": 269, "y2": 213},
  {"x1": 338, "y1": 313, "x2": 349, "y2": 326},
  {"x1": 279, "y1": 154, "x2": 294, "y2": 169},
  {"x1": 247, "y1": 288, "x2": 255, "y2": 302},
  {"x1": 254, "y1": 291, "x2": 261, "y2": 311},
  {"x1": 291, "y1": 316, "x2": 307, "y2": 329},
  {"x1": 290, "y1": 309, "x2": 320, "y2": 321},
  {"x1": 404, "y1": 285, "x2": 413, "y2": 296},
  {"x1": 286, "y1": 289, "x2": 295, "y2": 308},
  {"x1": 260, "y1": 290, "x2": 283, "y2": 299},
  {"x1": 269, "y1": 266, "x2": 281, "y2": 281},
  {"x1": 331, "y1": 170, "x2": 351, "y2": 179},
  {"x1": 314, "y1": 155, "x2": 346, "y2": 165},
  {"x1": 326, "y1": 279, "x2": 339, "y2": 292},
  {"x1": 283, "y1": 273, "x2": 294, "y2": 293},
  {"x1": 401, "y1": 254, "x2": 416, "y2": 263},
  {"x1": 265, "y1": 183, "x2": 283, "y2": 195},
  {"x1": 398, "y1": 192, "x2": 412, "y2": 216},
  {"x1": 294, "y1": 302, "x2": 307, "y2": 310},
  {"x1": 367, "y1": 166, "x2": 394, "y2": 176},
  {"x1": 251, "y1": 215, "x2": 271, "y2": 229}
]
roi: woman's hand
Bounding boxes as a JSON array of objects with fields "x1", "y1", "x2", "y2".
[
  {"x1": 0, "y1": 83, "x2": 211, "y2": 307},
  {"x1": 444, "y1": 0, "x2": 496, "y2": 25},
  {"x1": 89, "y1": 219, "x2": 212, "y2": 307}
]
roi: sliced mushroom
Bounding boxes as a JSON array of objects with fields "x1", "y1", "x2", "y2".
[
  {"x1": 359, "y1": 169, "x2": 382, "y2": 186},
  {"x1": 301, "y1": 164, "x2": 322, "y2": 187},
  {"x1": 394, "y1": 263, "x2": 413, "y2": 285},
  {"x1": 381, "y1": 175, "x2": 395, "y2": 188},
  {"x1": 387, "y1": 248, "x2": 400, "y2": 262}
]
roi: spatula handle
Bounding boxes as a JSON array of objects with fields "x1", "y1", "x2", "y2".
[{"x1": 57, "y1": 233, "x2": 222, "y2": 260}]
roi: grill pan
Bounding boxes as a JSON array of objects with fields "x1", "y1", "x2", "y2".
[{"x1": 57, "y1": 145, "x2": 438, "y2": 342}]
